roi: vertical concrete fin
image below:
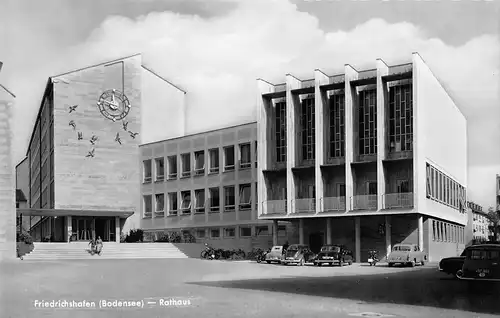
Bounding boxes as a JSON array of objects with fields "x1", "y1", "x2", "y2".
[
  {"x1": 285, "y1": 75, "x2": 301, "y2": 214},
  {"x1": 344, "y1": 65, "x2": 359, "y2": 211},
  {"x1": 376, "y1": 59, "x2": 389, "y2": 211},
  {"x1": 315, "y1": 70, "x2": 329, "y2": 213}
]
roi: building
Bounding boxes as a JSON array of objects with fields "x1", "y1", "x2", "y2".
[
  {"x1": 256, "y1": 52, "x2": 468, "y2": 262},
  {"x1": 15, "y1": 54, "x2": 186, "y2": 242},
  {"x1": 139, "y1": 122, "x2": 295, "y2": 249},
  {"x1": 466, "y1": 201, "x2": 490, "y2": 243},
  {"x1": 496, "y1": 174, "x2": 500, "y2": 211},
  {"x1": 0, "y1": 61, "x2": 17, "y2": 260}
]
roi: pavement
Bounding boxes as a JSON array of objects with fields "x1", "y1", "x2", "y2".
[{"x1": 1, "y1": 259, "x2": 500, "y2": 318}]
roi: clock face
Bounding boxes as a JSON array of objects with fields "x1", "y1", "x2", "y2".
[{"x1": 96, "y1": 89, "x2": 131, "y2": 122}]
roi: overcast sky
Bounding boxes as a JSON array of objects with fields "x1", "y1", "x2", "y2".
[{"x1": 0, "y1": 0, "x2": 499, "y2": 209}]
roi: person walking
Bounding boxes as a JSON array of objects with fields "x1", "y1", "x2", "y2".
[{"x1": 96, "y1": 236, "x2": 103, "y2": 256}]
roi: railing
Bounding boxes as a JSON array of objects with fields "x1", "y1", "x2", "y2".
[
  {"x1": 329, "y1": 74, "x2": 345, "y2": 84},
  {"x1": 384, "y1": 192, "x2": 414, "y2": 209},
  {"x1": 154, "y1": 211, "x2": 165, "y2": 217},
  {"x1": 275, "y1": 83, "x2": 286, "y2": 93},
  {"x1": 155, "y1": 175, "x2": 164, "y2": 182},
  {"x1": 194, "y1": 206, "x2": 205, "y2": 214},
  {"x1": 294, "y1": 198, "x2": 315, "y2": 213},
  {"x1": 301, "y1": 79, "x2": 315, "y2": 89},
  {"x1": 224, "y1": 205, "x2": 235, "y2": 212},
  {"x1": 269, "y1": 161, "x2": 287, "y2": 171},
  {"x1": 143, "y1": 176, "x2": 152, "y2": 183},
  {"x1": 239, "y1": 202, "x2": 251, "y2": 210},
  {"x1": 181, "y1": 171, "x2": 191, "y2": 178},
  {"x1": 208, "y1": 201, "x2": 220, "y2": 212},
  {"x1": 322, "y1": 197, "x2": 346, "y2": 212},
  {"x1": 168, "y1": 210, "x2": 178, "y2": 216},
  {"x1": 181, "y1": 207, "x2": 191, "y2": 215},
  {"x1": 194, "y1": 168, "x2": 205, "y2": 176},
  {"x1": 388, "y1": 63, "x2": 413, "y2": 76},
  {"x1": 224, "y1": 165, "x2": 235, "y2": 172},
  {"x1": 143, "y1": 212, "x2": 152, "y2": 218},
  {"x1": 352, "y1": 195, "x2": 378, "y2": 210},
  {"x1": 167, "y1": 173, "x2": 177, "y2": 180},
  {"x1": 358, "y1": 68, "x2": 377, "y2": 80},
  {"x1": 262, "y1": 200, "x2": 287, "y2": 215},
  {"x1": 209, "y1": 166, "x2": 219, "y2": 174},
  {"x1": 239, "y1": 161, "x2": 252, "y2": 169}
]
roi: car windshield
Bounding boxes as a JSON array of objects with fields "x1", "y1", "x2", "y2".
[
  {"x1": 288, "y1": 246, "x2": 299, "y2": 251},
  {"x1": 467, "y1": 249, "x2": 500, "y2": 260},
  {"x1": 393, "y1": 245, "x2": 411, "y2": 252},
  {"x1": 321, "y1": 246, "x2": 340, "y2": 252}
]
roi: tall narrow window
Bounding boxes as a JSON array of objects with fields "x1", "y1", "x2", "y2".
[
  {"x1": 389, "y1": 83, "x2": 413, "y2": 152},
  {"x1": 358, "y1": 89, "x2": 377, "y2": 156},
  {"x1": 300, "y1": 96, "x2": 315, "y2": 161},
  {"x1": 168, "y1": 192, "x2": 178, "y2": 216},
  {"x1": 275, "y1": 101, "x2": 287, "y2": 163},
  {"x1": 329, "y1": 92, "x2": 345, "y2": 158},
  {"x1": 254, "y1": 141, "x2": 258, "y2": 167},
  {"x1": 167, "y1": 155, "x2": 177, "y2": 180},
  {"x1": 239, "y1": 184, "x2": 251, "y2": 210},
  {"x1": 239, "y1": 143, "x2": 252, "y2": 169},
  {"x1": 224, "y1": 186, "x2": 235, "y2": 211},
  {"x1": 143, "y1": 160, "x2": 152, "y2": 183},
  {"x1": 209, "y1": 187, "x2": 220, "y2": 212},
  {"x1": 194, "y1": 189, "x2": 205, "y2": 213},
  {"x1": 155, "y1": 157, "x2": 165, "y2": 182},
  {"x1": 143, "y1": 195, "x2": 152, "y2": 217},
  {"x1": 181, "y1": 153, "x2": 191, "y2": 178},
  {"x1": 336, "y1": 183, "x2": 346, "y2": 197},
  {"x1": 155, "y1": 193, "x2": 165, "y2": 215},
  {"x1": 367, "y1": 182, "x2": 377, "y2": 195},
  {"x1": 181, "y1": 191, "x2": 191, "y2": 214},
  {"x1": 194, "y1": 151, "x2": 205, "y2": 176},
  {"x1": 223, "y1": 146, "x2": 235, "y2": 171},
  {"x1": 208, "y1": 148, "x2": 219, "y2": 174}
]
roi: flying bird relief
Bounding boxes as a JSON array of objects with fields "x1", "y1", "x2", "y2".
[
  {"x1": 122, "y1": 121, "x2": 128, "y2": 131},
  {"x1": 90, "y1": 135, "x2": 98, "y2": 145},
  {"x1": 77, "y1": 132, "x2": 83, "y2": 140},
  {"x1": 86, "y1": 148, "x2": 95, "y2": 158},
  {"x1": 128, "y1": 131, "x2": 139, "y2": 139},
  {"x1": 68, "y1": 120, "x2": 76, "y2": 130},
  {"x1": 68, "y1": 105, "x2": 78, "y2": 113},
  {"x1": 115, "y1": 132, "x2": 122, "y2": 145}
]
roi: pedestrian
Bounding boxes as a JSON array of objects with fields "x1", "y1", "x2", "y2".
[
  {"x1": 88, "y1": 238, "x2": 96, "y2": 255},
  {"x1": 282, "y1": 241, "x2": 289, "y2": 255},
  {"x1": 96, "y1": 236, "x2": 103, "y2": 256}
]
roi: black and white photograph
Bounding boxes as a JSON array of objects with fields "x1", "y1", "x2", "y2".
[{"x1": 0, "y1": 0, "x2": 499, "y2": 317}]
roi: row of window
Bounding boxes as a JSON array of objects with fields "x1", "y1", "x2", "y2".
[
  {"x1": 425, "y1": 163, "x2": 466, "y2": 212},
  {"x1": 194, "y1": 224, "x2": 287, "y2": 239},
  {"x1": 432, "y1": 220, "x2": 464, "y2": 244},
  {"x1": 143, "y1": 183, "x2": 258, "y2": 217},
  {"x1": 143, "y1": 142, "x2": 257, "y2": 183}
]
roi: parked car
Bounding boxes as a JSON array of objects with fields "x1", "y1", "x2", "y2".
[
  {"x1": 456, "y1": 244, "x2": 500, "y2": 282},
  {"x1": 314, "y1": 245, "x2": 353, "y2": 266},
  {"x1": 265, "y1": 246, "x2": 284, "y2": 264},
  {"x1": 281, "y1": 244, "x2": 316, "y2": 266},
  {"x1": 387, "y1": 244, "x2": 427, "y2": 267},
  {"x1": 438, "y1": 247, "x2": 470, "y2": 278}
]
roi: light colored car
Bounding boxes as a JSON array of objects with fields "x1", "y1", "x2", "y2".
[
  {"x1": 281, "y1": 244, "x2": 316, "y2": 266},
  {"x1": 265, "y1": 246, "x2": 284, "y2": 264},
  {"x1": 387, "y1": 244, "x2": 427, "y2": 267}
]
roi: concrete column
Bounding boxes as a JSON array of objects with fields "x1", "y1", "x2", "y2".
[
  {"x1": 355, "y1": 217, "x2": 361, "y2": 262},
  {"x1": 314, "y1": 70, "x2": 329, "y2": 213},
  {"x1": 272, "y1": 220, "x2": 278, "y2": 246},
  {"x1": 115, "y1": 216, "x2": 120, "y2": 243},
  {"x1": 385, "y1": 215, "x2": 391, "y2": 259},
  {"x1": 344, "y1": 65, "x2": 359, "y2": 211},
  {"x1": 326, "y1": 218, "x2": 332, "y2": 244},
  {"x1": 286, "y1": 74, "x2": 301, "y2": 214},
  {"x1": 66, "y1": 216, "x2": 72, "y2": 242},
  {"x1": 411, "y1": 53, "x2": 421, "y2": 212},
  {"x1": 299, "y1": 219, "x2": 304, "y2": 244},
  {"x1": 376, "y1": 59, "x2": 389, "y2": 211},
  {"x1": 418, "y1": 215, "x2": 424, "y2": 249},
  {"x1": 256, "y1": 79, "x2": 274, "y2": 216}
]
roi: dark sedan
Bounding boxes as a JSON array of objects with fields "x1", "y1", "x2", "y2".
[
  {"x1": 281, "y1": 244, "x2": 316, "y2": 266},
  {"x1": 438, "y1": 247, "x2": 469, "y2": 278},
  {"x1": 314, "y1": 245, "x2": 353, "y2": 266}
]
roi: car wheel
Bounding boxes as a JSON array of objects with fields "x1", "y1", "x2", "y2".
[
  {"x1": 339, "y1": 259, "x2": 344, "y2": 267},
  {"x1": 315, "y1": 262, "x2": 321, "y2": 266},
  {"x1": 348, "y1": 260, "x2": 353, "y2": 265},
  {"x1": 455, "y1": 269, "x2": 464, "y2": 279},
  {"x1": 409, "y1": 260, "x2": 416, "y2": 267},
  {"x1": 388, "y1": 263, "x2": 394, "y2": 267},
  {"x1": 420, "y1": 260, "x2": 425, "y2": 266},
  {"x1": 266, "y1": 261, "x2": 271, "y2": 264}
]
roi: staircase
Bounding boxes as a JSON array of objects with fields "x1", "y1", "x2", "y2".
[{"x1": 22, "y1": 242, "x2": 189, "y2": 260}]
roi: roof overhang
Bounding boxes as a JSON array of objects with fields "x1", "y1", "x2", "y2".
[{"x1": 16, "y1": 208, "x2": 134, "y2": 218}]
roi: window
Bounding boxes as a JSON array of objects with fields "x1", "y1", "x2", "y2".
[
  {"x1": 367, "y1": 182, "x2": 377, "y2": 195},
  {"x1": 208, "y1": 148, "x2": 219, "y2": 174},
  {"x1": 255, "y1": 182, "x2": 258, "y2": 208},
  {"x1": 210, "y1": 228, "x2": 220, "y2": 238},
  {"x1": 239, "y1": 184, "x2": 251, "y2": 210},
  {"x1": 240, "y1": 227, "x2": 252, "y2": 237},
  {"x1": 208, "y1": 187, "x2": 220, "y2": 212},
  {"x1": 336, "y1": 183, "x2": 346, "y2": 197},
  {"x1": 155, "y1": 158, "x2": 165, "y2": 182},
  {"x1": 224, "y1": 186, "x2": 235, "y2": 211},
  {"x1": 194, "y1": 151, "x2": 205, "y2": 176},
  {"x1": 329, "y1": 92, "x2": 345, "y2": 158},
  {"x1": 194, "y1": 189, "x2": 205, "y2": 213},
  {"x1": 224, "y1": 227, "x2": 236, "y2": 238},
  {"x1": 223, "y1": 146, "x2": 235, "y2": 171},
  {"x1": 300, "y1": 96, "x2": 315, "y2": 161},
  {"x1": 397, "y1": 180, "x2": 410, "y2": 193},
  {"x1": 196, "y1": 229, "x2": 206, "y2": 238},
  {"x1": 143, "y1": 160, "x2": 152, "y2": 183},
  {"x1": 278, "y1": 225, "x2": 287, "y2": 237},
  {"x1": 180, "y1": 153, "x2": 191, "y2": 178},
  {"x1": 358, "y1": 89, "x2": 377, "y2": 155},
  {"x1": 256, "y1": 226, "x2": 269, "y2": 236},
  {"x1": 168, "y1": 192, "x2": 177, "y2": 216},
  {"x1": 432, "y1": 220, "x2": 436, "y2": 241},
  {"x1": 181, "y1": 191, "x2": 191, "y2": 214},
  {"x1": 254, "y1": 141, "x2": 258, "y2": 167},
  {"x1": 388, "y1": 83, "x2": 413, "y2": 152},
  {"x1": 239, "y1": 143, "x2": 252, "y2": 169},
  {"x1": 143, "y1": 195, "x2": 152, "y2": 217},
  {"x1": 167, "y1": 155, "x2": 177, "y2": 180},
  {"x1": 155, "y1": 193, "x2": 165, "y2": 215},
  {"x1": 275, "y1": 100, "x2": 287, "y2": 163}
]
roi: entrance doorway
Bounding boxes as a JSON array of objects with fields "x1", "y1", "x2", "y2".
[
  {"x1": 309, "y1": 232, "x2": 324, "y2": 253},
  {"x1": 71, "y1": 217, "x2": 115, "y2": 242}
]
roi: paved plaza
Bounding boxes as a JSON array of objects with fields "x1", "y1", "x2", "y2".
[{"x1": 1, "y1": 259, "x2": 500, "y2": 317}]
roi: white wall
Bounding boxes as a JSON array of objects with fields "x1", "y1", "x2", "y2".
[
  {"x1": 414, "y1": 53, "x2": 468, "y2": 225},
  {"x1": 141, "y1": 67, "x2": 186, "y2": 144}
]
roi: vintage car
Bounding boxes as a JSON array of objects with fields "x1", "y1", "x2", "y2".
[
  {"x1": 314, "y1": 245, "x2": 354, "y2": 266},
  {"x1": 281, "y1": 244, "x2": 316, "y2": 266},
  {"x1": 387, "y1": 244, "x2": 427, "y2": 267},
  {"x1": 265, "y1": 246, "x2": 284, "y2": 264},
  {"x1": 438, "y1": 246, "x2": 470, "y2": 278},
  {"x1": 456, "y1": 244, "x2": 500, "y2": 282}
]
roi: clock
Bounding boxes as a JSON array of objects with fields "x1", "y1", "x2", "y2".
[{"x1": 96, "y1": 89, "x2": 131, "y2": 122}]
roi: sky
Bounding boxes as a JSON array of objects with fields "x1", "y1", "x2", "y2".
[{"x1": 0, "y1": 0, "x2": 499, "y2": 209}]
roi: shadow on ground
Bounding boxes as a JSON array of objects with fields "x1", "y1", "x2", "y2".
[
  {"x1": 172, "y1": 243, "x2": 205, "y2": 258},
  {"x1": 188, "y1": 267, "x2": 500, "y2": 315}
]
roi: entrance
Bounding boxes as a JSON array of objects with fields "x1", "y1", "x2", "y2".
[
  {"x1": 309, "y1": 232, "x2": 324, "y2": 254},
  {"x1": 71, "y1": 217, "x2": 115, "y2": 242}
]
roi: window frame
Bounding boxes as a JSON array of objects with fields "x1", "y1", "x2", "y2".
[
  {"x1": 194, "y1": 189, "x2": 205, "y2": 214},
  {"x1": 238, "y1": 184, "x2": 252, "y2": 210},
  {"x1": 224, "y1": 186, "x2": 235, "y2": 212},
  {"x1": 239, "y1": 143, "x2": 252, "y2": 169},
  {"x1": 194, "y1": 150, "x2": 205, "y2": 176},
  {"x1": 167, "y1": 192, "x2": 178, "y2": 216},
  {"x1": 180, "y1": 153, "x2": 191, "y2": 178},
  {"x1": 208, "y1": 148, "x2": 220, "y2": 174},
  {"x1": 208, "y1": 187, "x2": 220, "y2": 213},
  {"x1": 154, "y1": 157, "x2": 165, "y2": 182},
  {"x1": 154, "y1": 193, "x2": 165, "y2": 216},
  {"x1": 223, "y1": 145, "x2": 235, "y2": 171},
  {"x1": 143, "y1": 194, "x2": 152, "y2": 218},
  {"x1": 143, "y1": 160, "x2": 152, "y2": 183},
  {"x1": 167, "y1": 155, "x2": 178, "y2": 180},
  {"x1": 180, "y1": 191, "x2": 192, "y2": 214}
]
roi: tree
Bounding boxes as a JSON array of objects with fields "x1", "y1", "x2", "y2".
[{"x1": 486, "y1": 207, "x2": 500, "y2": 241}]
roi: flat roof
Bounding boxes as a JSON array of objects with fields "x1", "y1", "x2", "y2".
[{"x1": 16, "y1": 208, "x2": 134, "y2": 218}]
